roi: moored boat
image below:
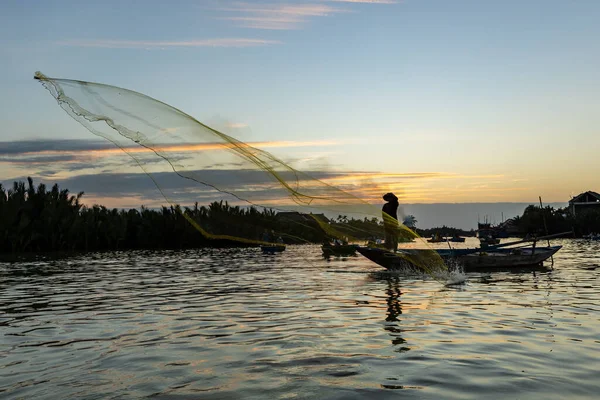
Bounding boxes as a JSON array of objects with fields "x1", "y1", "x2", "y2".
[
  {"x1": 477, "y1": 221, "x2": 501, "y2": 246},
  {"x1": 584, "y1": 233, "x2": 600, "y2": 241},
  {"x1": 356, "y1": 245, "x2": 561, "y2": 272},
  {"x1": 261, "y1": 245, "x2": 286, "y2": 254},
  {"x1": 427, "y1": 233, "x2": 446, "y2": 243},
  {"x1": 322, "y1": 243, "x2": 358, "y2": 257},
  {"x1": 480, "y1": 237, "x2": 501, "y2": 246}
]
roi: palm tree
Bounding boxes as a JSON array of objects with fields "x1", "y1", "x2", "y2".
[{"x1": 403, "y1": 215, "x2": 417, "y2": 229}]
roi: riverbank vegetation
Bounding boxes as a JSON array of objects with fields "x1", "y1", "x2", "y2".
[
  {"x1": 1, "y1": 178, "x2": 597, "y2": 254},
  {"x1": 510, "y1": 205, "x2": 600, "y2": 236},
  {"x1": 0, "y1": 178, "x2": 379, "y2": 253},
  {"x1": 0, "y1": 178, "x2": 320, "y2": 253}
]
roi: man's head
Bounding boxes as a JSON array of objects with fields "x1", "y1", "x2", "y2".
[{"x1": 383, "y1": 192, "x2": 398, "y2": 202}]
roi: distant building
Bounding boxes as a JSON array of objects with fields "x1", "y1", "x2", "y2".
[{"x1": 569, "y1": 191, "x2": 600, "y2": 216}]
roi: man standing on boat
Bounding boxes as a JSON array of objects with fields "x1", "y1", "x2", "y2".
[{"x1": 382, "y1": 192, "x2": 399, "y2": 252}]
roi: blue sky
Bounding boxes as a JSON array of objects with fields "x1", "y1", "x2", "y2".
[{"x1": 1, "y1": 0, "x2": 599, "y2": 209}]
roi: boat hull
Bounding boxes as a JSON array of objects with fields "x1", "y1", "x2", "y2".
[
  {"x1": 356, "y1": 246, "x2": 561, "y2": 272},
  {"x1": 261, "y1": 245, "x2": 286, "y2": 254},
  {"x1": 480, "y1": 238, "x2": 501, "y2": 245},
  {"x1": 322, "y1": 244, "x2": 358, "y2": 257}
]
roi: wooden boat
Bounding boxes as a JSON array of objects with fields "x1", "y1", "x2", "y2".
[
  {"x1": 480, "y1": 237, "x2": 501, "y2": 246},
  {"x1": 322, "y1": 243, "x2": 358, "y2": 257},
  {"x1": 356, "y1": 245, "x2": 561, "y2": 272},
  {"x1": 427, "y1": 233, "x2": 446, "y2": 243},
  {"x1": 261, "y1": 245, "x2": 286, "y2": 254},
  {"x1": 477, "y1": 221, "x2": 501, "y2": 245}
]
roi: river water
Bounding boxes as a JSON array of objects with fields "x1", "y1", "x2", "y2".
[{"x1": 1, "y1": 239, "x2": 599, "y2": 399}]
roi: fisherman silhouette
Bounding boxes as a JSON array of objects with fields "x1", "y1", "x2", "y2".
[
  {"x1": 261, "y1": 230, "x2": 271, "y2": 243},
  {"x1": 382, "y1": 192, "x2": 399, "y2": 252}
]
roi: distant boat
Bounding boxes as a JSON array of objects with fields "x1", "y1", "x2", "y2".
[
  {"x1": 427, "y1": 233, "x2": 446, "y2": 243},
  {"x1": 450, "y1": 236, "x2": 466, "y2": 243},
  {"x1": 321, "y1": 243, "x2": 358, "y2": 257},
  {"x1": 356, "y1": 245, "x2": 561, "y2": 272},
  {"x1": 584, "y1": 233, "x2": 600, "y2": 241},
  {"x1": 477, "y1": 222, "x2": 501, "y2": 246},
  {"x1": 479, "y1": 237, "x2": 501, "y2": 246},
  {"x1": 261, "y1": 245, "x2": 286, "y2": 254}
]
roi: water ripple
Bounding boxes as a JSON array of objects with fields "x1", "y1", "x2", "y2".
[{"x1": 1, "y1": 240, "x2": 599, "y2": 399}]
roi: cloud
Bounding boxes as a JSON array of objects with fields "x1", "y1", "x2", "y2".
[
  {"x1": 0, "y1": 139, "x2": 339, "y2": 158},
  {"x1": 0, "y1": 167, "x2": 464, "y2": 209},
  {"x1": 225, "y1": 122, "x2": 249, "y2": 129},
  {"x1": 0, "y1": 155, "x2": 81, "y2": 164},
  {"x1": 1, "y1": 166, "x2": 529, "y2": 214},
  {"x1": 56, "y1": 38, "x2": 281, "y2": 49},
  {"x1": 0, "y1": 139, "x2": 343, "y2": 180},
  {"x1": 216, "y1": 2, "x2": 345, "y2": 30},
  {"x1": 214, "y1": 0, "x2": 397, "y2": 30},
  {"x1": 325, "y1": 0, "x2": 396, "y2": 3},
  {"x1": 321, "y1": 172, "x2": 446, "y2": 183},
  {"x1": 0, "y1": 139, "x2": 110, "y2": 155}
]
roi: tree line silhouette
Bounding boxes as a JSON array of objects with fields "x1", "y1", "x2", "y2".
[
  {"x1": 415, "y1": 205, "x2": 600, "y2": 239},
  {"x1": 510, "y1": 204, "x2": 600, "y2": 236},
  {"x1": 415, "y1": 226, "x2": 476, "y2": 238},
  {"x1": 0, "y1": 178, "x2": 384, "y2": 254},
  {"x1": 1, "y1": 178, "x2": 598, "y2": 254}
]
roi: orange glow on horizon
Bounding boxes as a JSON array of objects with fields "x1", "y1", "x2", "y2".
[{"x1": 11, "y1": 140, "x2": 340, "y2": 158}]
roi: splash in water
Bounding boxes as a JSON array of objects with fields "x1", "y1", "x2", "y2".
[{"x1": 442, "y1": 259, "x2": 468, "y2": 286}]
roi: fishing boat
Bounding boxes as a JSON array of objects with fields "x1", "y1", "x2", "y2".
[
  {"x1": 584, "y1": 233, "x2": 600, "y2": 241},
  {"x1": 478, "y1": 222, "x2": 500, "y2": 246},
  {"x1": 261, "y1": 245, "x2": 286, "y2": 254},
  {"x1": 477, "y1": 221, "x2": 502, "y2": 245},
  {"x1": 480, "y1": 236, "x2": 501, "y2": 246},
  {"x1": 321, "y1": 243, "x2": 358, "y2": 257},
  {"x1": 356, "y1": 245, "x2": 561, "y2": 272},
  {"x1": 427, "y1": 233, "x2": 446, "y2": 243},
  {"x1": 356, "y1": 231, "x2": 570, "y2": 272}
]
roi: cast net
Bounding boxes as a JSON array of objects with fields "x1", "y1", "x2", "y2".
[{"x1": 34, "y1": 71, "x2": 446, "y2": 275}]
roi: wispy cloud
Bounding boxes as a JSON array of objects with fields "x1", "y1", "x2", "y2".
[
  {"x1": 2, "y1": 168, "x2": 528, "y2": 210},
  {"x1": 225, "y1": 122, "x2": 249, "y2": 129},
  {"x1": 0, "y1": 139, "x2": 342, "y2": 179},
  {"x1": 57, "y1": 38, "x2": 281, "y2": 49},
  {"x1": 0, "y1": 139, "x2": 339, "y2": 158},
  {"x1": 216, "y1": 2, "x2": 345, "y2": 30},
  {"x1": 325, "y1": 0, "x2": 397, "y2": 3}
]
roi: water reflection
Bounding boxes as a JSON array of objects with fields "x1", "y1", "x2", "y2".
[
  {"x1": 385, "y1": 277, "x2": 402, "y2": 322},
  {"x1": 383, "y1": 277, "x2": 409, "y2": 353}
]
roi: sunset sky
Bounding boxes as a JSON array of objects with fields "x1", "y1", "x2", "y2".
[{"x1": 1, "y1": 0, "x2": 599, "y2": 217}]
